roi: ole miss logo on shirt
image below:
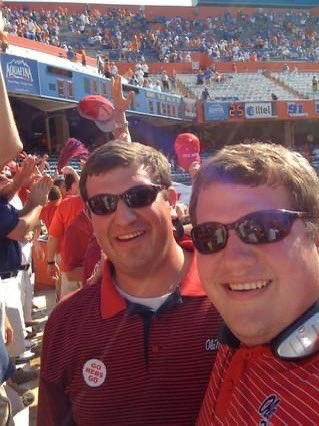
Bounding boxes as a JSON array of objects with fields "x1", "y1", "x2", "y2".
[
  {"x1": 205, "y1": 338, "x2": 219, "y2": 351},
  {"x1": 82, "y1": 359, "x2": 107, "y2": 387},
  {"x1": 258, "y1": 394, "x2": 280, "y2": 425}
]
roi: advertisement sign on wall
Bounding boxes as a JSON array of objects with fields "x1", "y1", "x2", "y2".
[
  {"x1": 287, "y1": 102, "x2": 308, "y2": 117},
  {"x1": 205, "y1": 102, "x2": 228, "y2": 121},
  {"x1": 1, "y1": 54, "x2": 40, "y2": 95},
  {"x1": 180, "y1": 97, "x2": 197, "y2": 121},
  {"x1": 245, "y1": 102, "x2": 274, "y2": 119}
]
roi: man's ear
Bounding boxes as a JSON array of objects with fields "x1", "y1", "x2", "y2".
[
  {"x1": 166, "y1": 186, "x2": 178, "y2": 208},
  {"x1": 85, "y1": 205, "x2": 92, "y2": 220}
]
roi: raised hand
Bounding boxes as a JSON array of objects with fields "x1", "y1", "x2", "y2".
[
  {"x1": 111, "y1": 75, "x2": 134, "y2": 114},
  {"x1": 13, "y1": 156, "x2": 37, "y2": 187},
  {"x1": 28, "y1": 175, "x2": 53, "y2": 206}
]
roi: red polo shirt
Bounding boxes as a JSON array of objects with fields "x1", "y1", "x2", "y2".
[
  {"x1": 197, "y1": 328, "x2": 319, "y2": 425},
  {"x1": 38, "y1": 242, "x2": 222, "y2": 426}
]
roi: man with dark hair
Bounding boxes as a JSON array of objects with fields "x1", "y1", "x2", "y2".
[
  {"x1": 63, "y1": 172, "x2": 78, "y2": 194},
  {"x1": 38, "y1": 141, "x2": 222, "y2": 425},
  {"x1": 53, "y1": 177, "x2": 66, "y2": 198},
  {"x1": 189, "y1": 143, "x2": 319, "y2": 424}
]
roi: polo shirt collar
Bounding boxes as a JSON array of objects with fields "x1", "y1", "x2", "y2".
[{"x1": 100, "y1": 240, "x2": 206, "y2": 319}]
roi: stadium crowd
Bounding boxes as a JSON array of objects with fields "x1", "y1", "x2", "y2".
[{"x1": 2, "y1": 5, "x2": 319, "y2": 63}]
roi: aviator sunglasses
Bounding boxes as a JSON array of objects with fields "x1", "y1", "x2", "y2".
[
  {"x1": 191, "y1": 209, "x2": 311, "y2": 255},
  {"x1": 87, "y1": 184, "x2": 163, "y2": 215}
]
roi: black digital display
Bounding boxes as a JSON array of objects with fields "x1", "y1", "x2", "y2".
[{"x1": 47, "y1": 65, "x2": 73, "y2": 78}]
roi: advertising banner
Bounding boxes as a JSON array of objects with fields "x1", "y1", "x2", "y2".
[
  {"x1": 245, "y1": 102, "x2": 274, "y2": 119},
  {"x1": 287, "y1": 102, "x2": 308, "y2": 117},
  {"x1": 180, "y1": 97, "x2": 197, "y2": 121},
  {"x1": 1, "y1": 54, "x2": 40, "y2": 95},
  {"x1": 204, "y1": 102, "x2": 228, "y2": 121}
]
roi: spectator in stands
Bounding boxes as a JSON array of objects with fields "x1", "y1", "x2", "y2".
[
  {"x1": 154, "y1": 80, "x2": 162, "y2": 92},
  {"x1": 197, "y1": 70, "x2": 204, "y2": 85},
  {"x1": 142, "y1": 62, "x2": 149, "y2": 78},
  {"x1": 204, "y1": 68, "x2": 213, "y2": 85},
  {"x1": 169, "y1": 70, "x2": 177, "y2": 93},
  {"x1": 283, "y1": 63, "x2": 290, "y2": 72},
  {"x1": 80, "y1": 48, "x2": 86, "y2": 66},
  {"x1": 135, "y1": 66, "x2": 144, "y2": 86},
  {"x1": 36, "y1": 154, "x2": 50, "y2": 175},
  {"x1": 161, "y1": 70, "x2": 170, "y2": 92},
  {"x1": 110, "y1": 62, "x2": 118, "y2": 77},
  {"x1": 191, "y1": 142, "x2": 319, "y2": 424},
  {"x1": 103, "y1": 58, "x2": 112, "y2": 79},
  {"x1": 96, "y1": 52, "x2": 104, "y2": 75},
  {"x1": 38, "y1": 140, "x2": 222, "y2": 425},
  {"x1": 201, "y1": 87, "x2": 211, "y2": 102},
  {"x1": 66, "y1": 45, "x2": 75, "y2": 61}
]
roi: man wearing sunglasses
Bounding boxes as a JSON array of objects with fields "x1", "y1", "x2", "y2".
[
  {"x1": 189, "y1": 142, "x2": 319, "y2": 425},
  {"x1": 38, "y1": 141, "x2": 222, "y2": 425}
]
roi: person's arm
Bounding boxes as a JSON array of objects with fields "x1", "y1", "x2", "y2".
[
  {"x1": 4, "y1": 315, "x2": 13, "y2": 346},
  {"x1": 111, "y1": 75, "x2": 134, "y2": 143},
  {"x1": 188, "y1": 161, "x2": 201, "y2": 183},
  {"x1": 6, "y1": 175, "x2": 52, "y2": 241},
  {"x1": 47, "y1": 235, "x2": 61, "y2": 280},
  {"x1": 0, "y1": 156, "x2": 36, "y2": 202},
  {"x1": 0, "y1": 53, "x2": 23, "y2": 170},
  {"x1": 65, "y1": 267, "x2": 84, "y2": 283}
]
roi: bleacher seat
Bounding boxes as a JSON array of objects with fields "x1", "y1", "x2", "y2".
[{"x1": 178, "y1": 73, "x2": 296, "y2": 102}]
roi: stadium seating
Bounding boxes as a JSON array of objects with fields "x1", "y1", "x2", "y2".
[
  {"x1": 272, "y1": 72, "x2": 319, "y2": 100},
  {"x1": 178, "y1": 73, "x2": 296, "y2": 101}
]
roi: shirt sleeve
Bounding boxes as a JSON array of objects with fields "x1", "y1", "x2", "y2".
[
  {"x1": 63, "y1": 223, "x2": 83, "y2": 272},
  {"x1": 0, "y1": 202, "x2": 19, "y2": 238},
  {"x1": 37, "y1": 310, "x2": 76, "y2": 426},
  {"x1": 37, "y1": 376, "x2": 75, "y2": 426},
  {"x1": 48, "y1": 205, "x2": 64, "y2": 238}
]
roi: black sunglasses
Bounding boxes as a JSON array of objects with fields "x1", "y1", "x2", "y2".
[
  {"x1": 191, "y1": 209, "x2": 311, "y2": 255},
  {"x1": 87, "y1": 184, "x2": 163, "y2": 215}
]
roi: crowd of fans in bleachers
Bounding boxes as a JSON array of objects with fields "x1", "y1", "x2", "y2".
[{"x1": 2, "y1": 6, "x2": 319, "y2": 63}]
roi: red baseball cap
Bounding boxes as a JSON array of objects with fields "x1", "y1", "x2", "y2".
[{"x1": 174, "y1": 133, "x2": 201, "y2": 171}]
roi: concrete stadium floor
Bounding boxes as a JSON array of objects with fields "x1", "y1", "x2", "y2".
[{"x1": 19, "y1": 289, "x2": 56, "y2": 426}]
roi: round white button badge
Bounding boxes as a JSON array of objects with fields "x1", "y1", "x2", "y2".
[{"x1": 82, "y1": 359, "x2": 107, "y2": 387}]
